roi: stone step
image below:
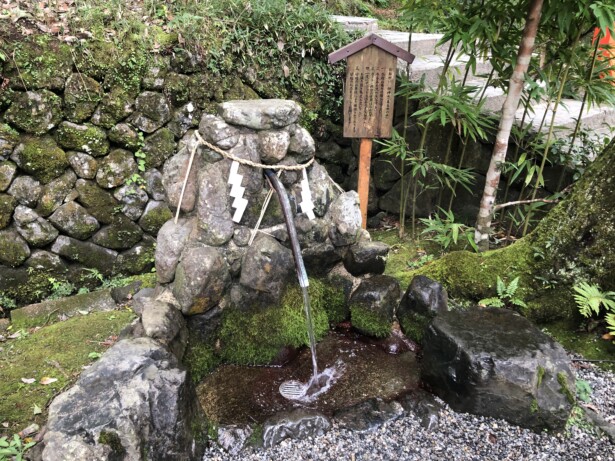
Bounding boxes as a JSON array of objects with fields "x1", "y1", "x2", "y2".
[
  {"x1": 374, "y1": 30, "x2": 447, "y2": 57},
  {"x1": 331, "y1": 15, "x2": 379, "y2": 33},
  {"x1": 515, "y1": 99, "x2": 615, "y2": 135},
  {"x1": 401, "y1": 53, "x2": 493, "y2": 88}
]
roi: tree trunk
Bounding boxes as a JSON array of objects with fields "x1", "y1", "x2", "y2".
[
  {"x1": 417, "y1": 139, "x2": 615, "y2": 322},
  {"x1": 474, "y1": 0, "x2": 544, "y2": 250}
]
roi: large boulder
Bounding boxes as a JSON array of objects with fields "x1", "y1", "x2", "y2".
[
  {"x1": 155, "y1": 218, "x2": 196, "y2": 284},
  {"x1": 51, "y1": 236, "x2": 117, "y2": 275},
  {"x1": 43, "y1": 337, "x2": 204, "y2": 461},
  {"x1": 128, "y1": 91, "x2": 172, "y2": 133},
  {"x1": 196, "y1": 161, "x2": 234, "y2": 246},
  {"x1": 421, "y1": 308, "x2": 575, "y2": 431},
  {"x1": 172, "y1": 243, "x2": 231, "y2": 315},
  {"x1": 218, "y1": 99, "x2": 301, "y2": 130},
  {"x1": 326, "y1": 191, "x2": 362, "y2": 247},
  {"x1": 0, "y1": 227, "x2": 30, "y2": 266},
  {"x1": 95, "y1": 148, "x2": 138, "y2": 189},
  {"x1": 397, "y1": 275, "x2": 448, "y2": 343},
  {"x1": 8, "y1": 176, "x2": 42, "y2": 207}
]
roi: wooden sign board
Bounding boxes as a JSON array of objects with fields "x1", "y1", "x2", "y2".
[{"x1": 343, "y1": 45, "x2": 397, "y2": 138}]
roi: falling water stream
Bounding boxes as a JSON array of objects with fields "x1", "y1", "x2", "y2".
[{"x1": 264, "y1": 170, "x2": 342, "y2": 401}]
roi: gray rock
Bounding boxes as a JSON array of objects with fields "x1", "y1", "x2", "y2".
[
  {"x1": 185, "y1": 307, "x2": 222, "y2": 344},
  {"x1": 302, "y1": 241, "x2": 341, "y2": 276},
  {"x1": 327, "y1": 191, "x2": 362, "y2": 247},
  {"x1": 11, "y1": 136, "x2": 69, "y2": 184},
  {"x1": 36, "y1": 170, "x2": 77, "y2": 217},
  {"x1": 8, "y1": 176, "x2": 42, "y2": 207},
  {"x1": 198, "y1": 114, "x2": 240, "y2": 150},
  {"x1": 90, "y1": 87, "x2": 134, "y2": 129},
  {"x1": 399, "y1": 275, "x2": 448, "y2": 318},
  {"x1": 349, "y1": 275, "x2": 401, "y2": 338},
  {"x1": 168, "y1": 102, "x2": 200, "y2": 138},
  {"x1": 144, "y1": 169, "x2": 166, "y2": 201},
  {"x1": 141, "y1": 300, "x2": 188, "y2": 360},
  {"x1": 334, "y1": 398, "x2": 403, "y2": 432},
  {"x1": 343, "y1": 241, "x2": 389, "y2": 276},
  {"x1": 42, "y1": 337, "x2": 204, "y2": 461},
  {"x1": 142, "y1": 128, "x2": 176, "y2": 170},
  {"x1": 155, "y1": 217, "x2": 196, "y2": 284},
  {"x1": 55, "y1": 122, "x2": 109, "y2": 157},
  {"x1": 218, "y1": 99, "x2": 301, "y2": 130},
  {"x1": 138, "y1": 200, "x2": 173, "y2": 236},
  {"x1": 51, "y1": 236, "x2": 118, "y2": 276},
  {"x1": 13, "y1": 205, "x2": 59, "y2": 247},
  {"x1": 0, "y1": 193, "x2": 15, "y2": 229},
  {"x1": 5, "y1": 90, "x2": 63, "y2": 134},
  {"x1": 114, "y1": 236, "x2": 156, "y2": 275},
  {"x1": 0, "y1": 161, "x2": 17, "y2": 191},
  {"x1": 0, "y1": 227, "x2": 31, "y2": 266},
  {"x1": 113, "y1": 185, "x2": 149, "y2": 220},
  {"x1": 259, "y1": 129, "x2": 290, "y2": 164},
  {"x1": 217, "y1": 425, "x2": 253, "y2": 456},
  {"x1": 142, "y1": 55, "x2": 170, "y2": 90},
  {"x1": 74, "y1": 179, "x2": 120, "y2": 224},
  {"x1": 0, "y1": 126, "x2": 20, "y2": 161},
  {"x1": 162, "y1": 150, "x2": 198, "y2": 213},
  {"x1": 108, "y1": 123, "x2": 141, "y2": 151},
  {"x1": 91, "y1": 217, "x2": 144, "y2": 250},
  {"x1": 287, "y1": 124, "x2": 316, "y2": 163},
  {"x1": 327, "y1": 263, "x2": 360, "y2": 305},
  {"x1": 24, "y1": 250, "x2": 67, "y2": 273},
  {"x1": 262, "y1": 409, "x2": 330, "y2": 448},
  {"x1": 95, "y1": 148, "x2": 138, "y2": 189},
  {"x1": 128, "y1": 91, "x2": 172, "y2": 133},
  {"x1": 421, "y1": 307, "x2": 576, "y2": 431},
  {"x1": 49, "y1": 201, "x2": 100, "y2": 240},
  {"x1": 306, "y1": 162, "x2": 339, "y2": 218},
  {"x1": 196, "y1": 161, "x2": 234, "y2": 246},
  {"x1": 398, "y1": 390, "x2": 445, "y2": 431},
  {"x1": 172, "y1": 243, "x2": 231, "y2": 316},
  {"x1": 63, "y1": 74, "x2": 102, "y2": 123},
  {"x1": 163, "y1": 73, "x2": 192, "y2": 106},
  {"x1": 67, "y1": 151, "x2": 98, "y2": 179},
  {"x1": 239, "y1": 234, "x2": 294, "y2": 300}
]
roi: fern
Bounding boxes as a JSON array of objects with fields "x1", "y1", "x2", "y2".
[
  {"x1": 480, "y1": 276, "x2": 527, "y2": 309},
  {"x1": 573, "y1": 282, "x2": 615, "y2": 318}
]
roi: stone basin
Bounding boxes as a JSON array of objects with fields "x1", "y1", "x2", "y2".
[{"x1": 197, "y1": 330, "x2": 420, "y2": 424}]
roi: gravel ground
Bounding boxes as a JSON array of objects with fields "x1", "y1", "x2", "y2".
[{"x1": 203, "y1": 359, "x2": 614, "y2": 461}]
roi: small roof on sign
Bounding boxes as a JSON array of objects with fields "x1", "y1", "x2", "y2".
[{"x1": 328, "y1": 33, "x2": 415, "y2": 64}]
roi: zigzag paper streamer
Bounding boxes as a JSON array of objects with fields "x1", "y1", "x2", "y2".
[
  {"x1": 299, "y1": 169, "x2": 315, "y2": 220},
  {"x1": 228, "y1": 161, "x2": 248, "y2": 223}
]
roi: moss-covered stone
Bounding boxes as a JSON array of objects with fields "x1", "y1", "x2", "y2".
[
  {"x1": 91, "y1": 217, "x2": 144, "y2": 250},
  {"x1": 91, "y1": 86, "x2": 135, "y2": 129},
  {"x1": 218, "y1": 280, "x2": 333, "y2": 365},
  {"x1": 114, "y1": 238, "x2": 156, "y2": 274},
  {"x1": 5, "y1": 90, "x2": 63, "y2": 135},
  {"x1": 75, "y1": 179, "x2": 121, "y2": 224},
  {"x1": 398, "y1": 310, "x2": 431, "y2": 344},
  {"x1": 0, "y1": 194, "x2": 16, "y2": 229},
  {"x1": 63, "y1": 74, "x2": 103, "y2": 123},
  {"x1": 108, "y1": 123, "x2": 142, "y2": 151},
  {"x1": 183, "y1": 338, "x2": 220, "y2": 384},
  {"x1": 35, "y1": 171, "x2": 77, "y2": 217},
  {"x1": 95, "y1": 148, "x2": 138, "y2": 189},
  {"x1": 0, "y1": 228, "x2": 30, "y2": 267},
  {"x1": 98, "y1": 430, "x2": 126, "y2": 455},
  {"x1": 71, "y1": 40, "x2": 117, "y2": 81},
  {"x1": 0, "y1": 124, "x2": 20, "y2": 158},
  {"x1": 139, "y1": 201, "x2": 173, "y2": 235},
  {"x1": 164, "y1": 72, "x2": 192, "y2": 106},
  {"x1": 11, "y1": 136, "x2": 69, "y2": 184},
  {"x1": 0, "y1": 160, "x2": 18, "y2": 192},
  {"x1": 56, "y1": 122, "x2": 109, "y2": 157},
  {"x1": 141, "y1": 128, "x2": 176, "y2": 170},
  {"x1": 142, "y1": 55, "x2": 171, "y2": 91},
  {"x1": 4, "y1": 36, "x2": 72, "y2": 90}
]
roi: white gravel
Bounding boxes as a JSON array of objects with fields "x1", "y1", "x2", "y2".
[{"x1": 203, "y1": 359, "x2": 615, "y2": 461}]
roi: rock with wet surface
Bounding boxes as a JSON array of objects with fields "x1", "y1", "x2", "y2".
[
  {"x1": 399, "y1": 275, "x2": 448, "y2": 318},
  {"x1": 262, "y1": 409, "x2": 330, "y2": 448},
  {"x1": 217, "y1": 425, "x2": 254, "y2": 456},
  {"x1": 42, "y1": 337, "x2": 204, "y2": 461},
  {"x1": 334, "y1": 398, "x2": 404, "y2": 432},
  {"x1": 349, "y1": 275, "x2": 401, "y2": 338},
  {"x1": 49, "y1": 202, "x2": 100, "y2": 240},
  {"x1": 343, "y1": 240, "x2": 389, "y2": 276},
  {"x1": 327, "y1": 191, "x2": 362, "y2": 247},
  {"x1": 421, "y1": 307, "x2": 575, "y2": 431},
  {"x1": 13, "y1": 205, "x2": 59, "y2": 247}
]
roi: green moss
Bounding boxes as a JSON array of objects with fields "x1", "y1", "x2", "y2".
[
  {"x1": 56, "y1": 123, "x2": 109, "y2": 157},
  {"x1": 75, "y1": 180, "x2": 120, "y2": 224},
  {"x1": 247, "y1": 424, "x2": 264, "y2": 448},
  {"x1": 0, "y1": 311, "x2": 134, "y2": 433},
  {"x1": 350, "y1": 302, "x2": 393, "y2": 338},
  {"x1": 16, "y1": 136, "x2": 68, "y2": 184},
  {"x1": 184, "y1": 339, "x2": 220, "y2": 384},
  {"x1": 543, "y1": 320, "x2": 615, "y2": 372},
  {"x1": 139, "y1": 204, "x2": 173, "y2": 235},
  {"x1": 557, "y1": 372, "x2": 575, "y2": 404},
  {"x1": 98, "y1": 430, "x2": 126, "y2": 455},
  {"x1": 398, "y1": 311, "x2": 430, "y2": 344},
  {"x1": 530, "y1": 398, "x2": 539, "y2": 414},
  {"x1": 537, "y1": 366, "x2": 545, "y2": 387},
  {"x1": 142, "y1": 128, "x2": 176, "y2": 170},
  {"x1": 219, "y1": 281, "x2": 332, "y2": 365},
  {"x1": 6, "y1": 38, "x2": 72, "y2": 89},
  {"x1": 0, "y1": 194, "x2": 17, "y2": 229},
  {"x1": 164, "y1": 73, "x2": 192, "y2": 106}
]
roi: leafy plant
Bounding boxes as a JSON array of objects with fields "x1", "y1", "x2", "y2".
[
  {"x1": 407, "y1": 253, "x2": 435, "y2": 269},
  {"x1": 573, "y1": 282, "x2": 615, "y2": 339},
  {"x1": 0, "y1": 434, "x2": 36, "y2": 461},
  {"x1": 419, "y1": 208, "x2": 477, "y2": 251},
  {"x1": 575, "y1": 379, "x2": 592, "y2": 403},
  {"x1": 479, "y1": 276, "x2": 527, "y2": 310},
  {"x1": 47, "y1": 277, "x2": 75, "y2": 300}
]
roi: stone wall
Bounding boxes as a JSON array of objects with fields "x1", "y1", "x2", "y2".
[{"x1": 0, "y1": 39, "x2": 264, "y2": 305}]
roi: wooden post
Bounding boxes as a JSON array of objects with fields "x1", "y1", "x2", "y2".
[{"x1": 358, "y1": 138, "x2": 372, "y2": 229}]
